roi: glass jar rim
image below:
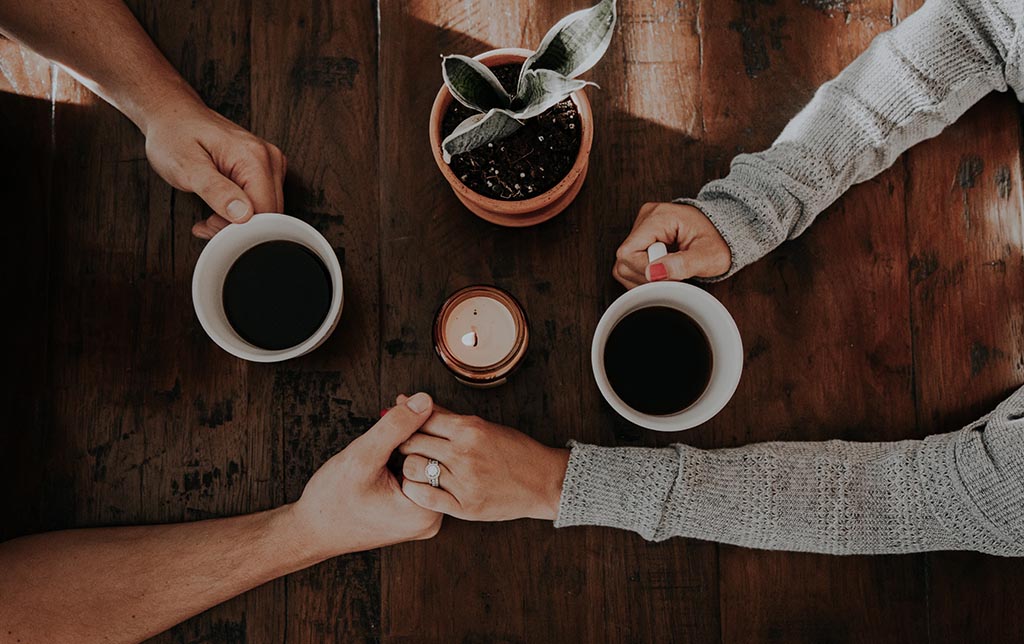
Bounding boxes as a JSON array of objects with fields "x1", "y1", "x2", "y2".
[{"x1": 432, "y1": 285, "x2": 529, "y2": 384}]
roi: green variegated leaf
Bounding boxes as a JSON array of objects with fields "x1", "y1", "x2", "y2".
[
  {"x1": 442, "y1": 55, "x2": 512, "y2": 112},
  {"x1": 511, "y1": 69, "x2": 594, "y2": 120},
  {"x1": 441, "y1": 109, "x2": 523, "y2": 163},
  {"x1": 518, "y1": 0, "x2": 616, "y2": 90}
]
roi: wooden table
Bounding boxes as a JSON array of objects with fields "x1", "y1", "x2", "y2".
[{"x1": 2, "y1": 0, "x2": 1023, "y2": 642}]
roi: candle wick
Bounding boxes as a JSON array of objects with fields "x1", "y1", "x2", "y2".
[{"x1": 461, "y1": 330, "x2": 478, "y2": 348}]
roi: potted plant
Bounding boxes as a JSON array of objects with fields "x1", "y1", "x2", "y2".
[{"x1": 428, "y1": 0, "x2": 617, "y2": 227}]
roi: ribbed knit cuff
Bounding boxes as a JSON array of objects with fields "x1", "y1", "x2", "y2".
[
  {"x1": 949, "y1": 390, "x2": 1024, "y2": 548},
  {"x1": 916, "y1": 425, "x2": 1022, "y2": 556},
  {"x1": 554, "y1": 441, "x2": 681, "y2": 540},
  {"x1": 675, "y1": 195, "x2": 771, "y2": 282}
]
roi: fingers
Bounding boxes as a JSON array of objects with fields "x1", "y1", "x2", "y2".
[
  {"x1": 646, "y1": 240, "x2": 730, "y2": 281},
  {"x1": 395, "y1": 394, "x2": 459, "y2": 439},
  {"x1": 646, "y1": 250, "x2": 701, "y2": 282},
  {"x1": 188, "y1": 160, "x2": 255, "y2": 225},
  {"x1": 419, "y1": 414, "x2": 460, "y2": 439},
  {"x1": 192, "y1": 222, "x2": 214, "y2": 240},
  {"x1": 614, "y1": 202, "x2": 670, "y2": 287},
  {"x1": 191, "y1": 139, "x2": 285, "y2": 240},
  {"x1": 398, "y1": 433, "x2": 455, "y2": 462},
  {"x1": 618, "y1": 202, "x2": 664, "y2": 254},
  {"x1": 402, "y1": 480, "x2": 461, "y2": 515},
  {"x1": 233, "y1": 144, "x2": 283, "y2": 216},
  {"x1": 395, "y1": 393, "x2": 452, "y2": 414},
  {"x1": 612, "y1": 261, "x2": 645, "y2": 289},
  {"x1": 402, "y1": 454, "x2": 454, "y2": 486},
  {"x1": 359, "y1": 392, "x2": 433, "y2": 461},
  {"x1": 272, "y1": 147, "x2": 287, "y2": 213},
  {"x1": 613, "y1": 202, "x2": 732, "y2": 285},
  {"x1": 191, "y1": 214, "x2": 231, "y2": 240}
]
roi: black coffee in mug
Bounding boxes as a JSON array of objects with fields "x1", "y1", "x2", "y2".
[
  {"x1": 603, "y1": 306, "x2": 713, "y2": 416},
  {"x1": 222, "y1": 240, "x2": 332, "y2": 350}
]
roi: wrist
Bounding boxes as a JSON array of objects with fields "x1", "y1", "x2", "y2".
[
  {"x1": 532, "y1": 447, "x2": 570, "y2": 521},
  {"x1": 130, "y1": 78, "x2": 207, "y2": 135},
  {"x1": 266, "y1": 503, "x2": 331, "y2": 570}
]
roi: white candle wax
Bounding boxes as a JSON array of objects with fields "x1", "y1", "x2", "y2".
[{"x1": 443, "y1": 295, "x2": 517, "y2": 368}]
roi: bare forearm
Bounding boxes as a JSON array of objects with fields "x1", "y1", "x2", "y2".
[
  {"x1": 0, "y1": 505, "x2": 320, "y2": 643},
  {"x1": 0, "y1": 0, "x2": 202, "y2": 129}
]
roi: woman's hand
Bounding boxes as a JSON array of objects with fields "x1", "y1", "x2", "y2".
[
  {"x1": 395, "y1": 397, "x2": 570, "y2": 522},
  {"x1": 613, "y1": 202, "x2": 731, "y2": 288},
  {"x1": 286, "y1": 392, "x2": 443, "y2": 561},
  {"x1": 142, "y1": 98, "x2": 286, "y2": 240}
]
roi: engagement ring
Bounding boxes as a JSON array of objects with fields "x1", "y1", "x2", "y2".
[{"x1": 425, "y1": 459, "x2": 441, "y2": 488}]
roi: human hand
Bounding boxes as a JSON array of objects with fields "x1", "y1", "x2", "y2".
[
  {"x1": 286, "y1": 392, "x2": 443, "y2": 561},
  {"x1": 142, "y1": 98, "x2": 286, "y2": 239},
  {"x1": 396, "y1": 397, "x2": 570, "y2": 522},
  {"x1": 613, "y1": 202, "x2": 731, "y2": 288}
]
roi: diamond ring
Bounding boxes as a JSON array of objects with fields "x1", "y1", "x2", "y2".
[{"x1": 425, "y1": 459, "x2": 441, "y2": 488}]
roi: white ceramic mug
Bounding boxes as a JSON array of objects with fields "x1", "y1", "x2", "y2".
[
  {"x1": 192, "y1": 213, "x2": 344, "y2": 362},
  {"x1": 591, "y1": 244, "x2": 743, "y2": 431}
]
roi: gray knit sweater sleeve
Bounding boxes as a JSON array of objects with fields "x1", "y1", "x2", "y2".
[
  {"x1": 556, "y1": 387, "x2": 1024, "y2": 555},
  {"x1": 683, "y1": 0, "x2": 1023, "y2": 278},
  {"x1": 554, "y1": 0, "x2": 1024, "y2": 554}
]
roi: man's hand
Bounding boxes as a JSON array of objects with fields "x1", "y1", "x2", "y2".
[
  {"x1": 288, "y1": 392, "x2": 443, "y2": 560},
  {"x1": 0, "y1": 393, "x2": 442, "y2": 643},
  {"x1": 396, "y1": 397, "x2": 570, "y2": 522},
  {"x1": 613, "y1": 202, "x2": 731, "y2": 288},
  {"x1": 0, "y1": 0, "x2": 288, "y2": 241},
  {"x1": 143, "y1": 99, "x2": 286, "y2": 240}
]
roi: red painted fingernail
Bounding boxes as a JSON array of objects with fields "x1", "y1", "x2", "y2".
[
  {"x1": 649, "y1": 263, "x2": 668, "y2": 281},
  {"x1": 380, "y1": 408, "x2": 390, "y2": 418}
]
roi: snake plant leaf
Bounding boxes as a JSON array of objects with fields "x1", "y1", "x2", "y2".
[
  {"x1": 518, "y1": 0, "x2": 616, "y2": 91},
  {"x1": 442, "y1": 55, "x2": 512, "y2": 112},
  {"x1": 441, "y1": 108, "x2": 523, "y2": 163},
  {"x1": 511, "y1": 69, "x2": 594, "y2": 120}
]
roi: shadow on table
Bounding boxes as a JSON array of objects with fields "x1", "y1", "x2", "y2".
[
  {"x1": 0, "y1": 91, "x2": 83, "y2": 539},
  {"x1": 374, "y1": 12, "x2": 709, "y2": 443}
]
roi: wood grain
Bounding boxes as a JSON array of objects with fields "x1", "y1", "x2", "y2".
[
  {"x1": 42, "y1": 0, "x2": 286, "y2": 641},
  {"x1": 573, "y1": 1, "x2": 721, "y2": 642},
  {"x1": 377, "y1": 3, "x2": 594, "y2": 641},
  {"x1": 700, "y1": 1, "x2": 926, "y2": 642},
  {"x1": 903, "y1": 92, "x2": 1024, "y2": 644},
  {"x1": 249, "y1": 0, "x2": 383, "y2": 639},
  {"x1": 1, "y1": 0, "x2": 1022, "y2": 641},
  {"x1": 0, "y1": 40, "x2": 55, "y2": 540},
  {"x1": 378, "y1": 1, "x2": 719, "y2": 642}
]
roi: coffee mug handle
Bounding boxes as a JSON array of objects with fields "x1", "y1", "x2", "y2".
[{"x1": 647, "y1": 242, "x2": 668, "y2": 264}]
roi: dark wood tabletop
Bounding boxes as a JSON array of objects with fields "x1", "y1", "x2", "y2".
[{"x1": 2, "y1": 0, "x2": 1023, "y2": 642}]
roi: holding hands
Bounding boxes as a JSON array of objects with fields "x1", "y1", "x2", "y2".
[
  {"x1": 613, "y1": 202, "x2": 731, "y2": 288},
  {"x1": 394, "y1": 396, "x2": 570, "y2": 522},
  {"x1": 288, "y1": 392, "x2": 443, "y2": 558}
]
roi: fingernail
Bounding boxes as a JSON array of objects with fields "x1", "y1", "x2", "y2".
[
  {"x1": 406, "y1": 392, "x2": 430, "y2": 413},
  {"x1": 649, "y1": 263, "x2": 668, "y2": 281},
  {"x1": 227, "y1": 200, "x2": 250, "y2": 221}
]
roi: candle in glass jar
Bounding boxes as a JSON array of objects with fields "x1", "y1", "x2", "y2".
[{"x1": 433, "y1": 285, "x2": 529, "y2": 387}]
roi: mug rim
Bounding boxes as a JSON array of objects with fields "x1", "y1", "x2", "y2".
[
  {"x1": 591, "y1": 282, "x2": 743, "y2": 432},
  {"x1": 192, "y1": 213, "x2": 345, "y2": 363}
]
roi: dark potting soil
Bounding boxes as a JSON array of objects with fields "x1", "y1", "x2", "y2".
[{"x1": 440, "y1": 63, "x2": 582, "y2": 201}]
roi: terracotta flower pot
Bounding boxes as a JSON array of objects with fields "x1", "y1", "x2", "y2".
[{"x1": 429, "y1": 47, "x2": 595, "y2": 228}]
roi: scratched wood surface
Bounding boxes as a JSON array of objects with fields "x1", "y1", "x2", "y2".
[{"x1": 2, "y1": 1, "x2": 1023, "y2": 643}]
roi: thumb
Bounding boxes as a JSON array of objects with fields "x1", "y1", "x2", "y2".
[
  {"x1": 646, "y1": 249, "x2": 717, "y2": 282},
  {"x1": 188, "y1": 160, "x2": 254, "y2": 223},
  {"x1": 361, "y1": 392, "x2": 433, "y2": 460}
]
